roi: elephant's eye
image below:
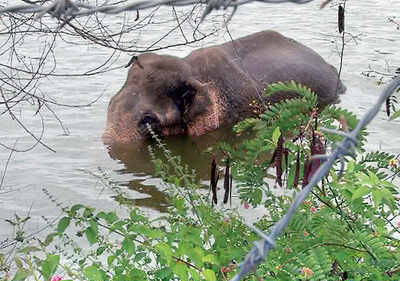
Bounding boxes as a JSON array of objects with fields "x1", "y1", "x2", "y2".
[
  {"x1": 169, "y1": 86, "x2": 195, "y2": 114},
  {"x1": 181, "y1": 91, "x2": 195, "y2": 107}
]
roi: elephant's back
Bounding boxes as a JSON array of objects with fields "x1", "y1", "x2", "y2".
[
  {"x1": 221, "y1": 31, "x2": 345, "y2": 105},
  {"x1": 186, "y1": 30, "x2": 345, "y2": 107}
]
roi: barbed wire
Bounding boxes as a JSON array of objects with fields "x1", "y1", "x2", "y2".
[
  {"x1": 0, "y1": 0, "x2": 320, "y2": 23},
  {"x1": 230, "y1": 76, "x2": 400, "y2": 281}
]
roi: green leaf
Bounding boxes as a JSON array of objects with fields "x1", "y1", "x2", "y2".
[
  {"x1": 133, "y1": 224, "x2": 150, "y2": 236},
  {"x1": 371, "y1": 189, "x2": 384, "y2": 207},
  {"x1": 357, "y1": 172, "x2": 371, "y2": 185},
  {"x1": 70, "y1": 204, "x2": 85, "y2": 215},
  {"x1": 122, "y1": 237, "x2": 135, "y2": 256},
  {"x1": 105, "y1": 212, "x2": 118, "y2": 224},
  {"x1": 134, "y1": 252, "x2": 147, "y2": 263},
  {"x1": 190, "y1": 247, "x2": 204, "y2": 267},
  {"x1": 351, "y1": 186, "x2": 370, "y2": 201},
  {"x1": 189, "y1": 268, "x2": 201, "y2": 280},
  {"x1": 203, "y1": 269, "x2": 216, "y2": 281},
  {"x1": 389, "y1": 110, "x2": 400, "y2": 120},
  {"x1": 202, "y1": 254, "x2": 218, "y2": 265},
  {"x1": 96, "y1": 246, "x2": 106, "y2": 256},
  {"x1": 173, "y1": 263, "x2": 188, "y2": 281},
  {"x1": 83, "y1": 265, "x2": 103, "y2": 281},
  {"x1": 57, "y1": 217, "x2": 70, "y2": 235},
  {"x1": 44, "y1": 232, "x2": 57, "y2": 246},
  {"x1": 85, "y1": 226, "x2": 98, "y2": 245},
  {"x1": 85, "y1": 219, "x2": 99, "y2": 244},
  {"x1": 272, "y1": 127, "x2": 281, "y2": 145},
  {"x1": 149, "y1": 228, "x2": 165, "y2": 239},
  {"x1": 83, "y1": 207, "x2": 93, "y2": 218},
  {"x1": 156, "y1": 243, "x2": 173, "y2": 264},
  {"x1": 347, "y1": 160, "x2": 355, "y2": 173},
  {"x1": 18, "y1": 246, "x2": 40, "y2": 254},
  {"x1": 128, "y1": 268, "x2": 147, "y2": 279},
  {"x1": 380, "y1": 187, "x2": 396, "y2": 210},
  {"x1": 15, "y1": 257, "x2": 23, "y2": 268},
  {"x1": 89, "y1": 218, "x2": 98, "y2": 229},
  {"x1": 107, "y1": 255, "x2": 116, "y2": 266},
  {"x1": 110, "y1": 221, "x2": 126, "y2": 232},
  {"x1": 367, "y1": 170, "x2": 380, "y2": 185},
  {"x1": 154, "y1": 268, "x2": 172, "y2": 279},
  {"x1": 41, "y1": 255, "x2": 60, "y2": 281},
  {"x1": 12, "y1": 269, "x2": 30, "y2": 281}
]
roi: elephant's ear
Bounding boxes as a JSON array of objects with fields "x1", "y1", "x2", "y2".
[
  {"x1": 182, "y1": 78, "x2": 212, "y2": 120},
  {"x1": 168, "y1": 77, "x2": 210, "y2": 115}
]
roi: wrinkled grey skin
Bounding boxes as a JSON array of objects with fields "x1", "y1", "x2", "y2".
[{"x1": 103, "y1": 30, "x2": 346, "y2": 145}]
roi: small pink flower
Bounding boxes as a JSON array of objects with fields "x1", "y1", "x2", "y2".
[
  {"x1": 301, "y1": 267, "x2": 313, "y2": 277},
  {"x1": 224, "y1": 217, "x2": 230, "y2": 223},
  {"x1": 51, "y1": 275, "x2": 63, "y2": 281},
  {"x1": 311, "y1": 206, "x2": 317, "y2": 214},
  {"x1": 304, "y1": 230, "x2": 309, "y2": 237},
  {"x1": 244, "y1": 202, "x2": 250, "y2": 209}
]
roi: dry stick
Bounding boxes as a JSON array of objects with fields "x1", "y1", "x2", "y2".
[
  {"x1": 229, "y1": 173, "x2": 233, "y2": 206},
  {"x1": 223, "y1": 157, "x2": 230, "y2": 204},
  {"x1": 172, "y1": 6, "x2": 189, "y2": 43},
  {"x1": 335, "y1": 1, "x2": 346, "y2": 97},
  {"x1": 210, "y1": 159, "x2": 218, "y2": 205},
  {"x1": 0, "y1": 77, "x2": 103, "y2": 109},
  {"x1": 1, "y1": 28, "x2": 59, "y2": 152},
  {"x1": 0, "y1": 0, "x2": 319, "y2": 24},
  {"x1": 0, "y1": 111, "x2": 54, "y2": 153},
  {"x1": 0, "y1": 141, "x2": 17, "y2": 189}
]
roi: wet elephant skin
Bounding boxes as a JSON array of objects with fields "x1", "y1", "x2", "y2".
[{"x1": 103, "y1": 30, "x2": 346, "y2": 145}]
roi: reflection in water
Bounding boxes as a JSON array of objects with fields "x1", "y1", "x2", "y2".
[{"x1": 106, "y1": 125, "x2": 247, "y2": 211}]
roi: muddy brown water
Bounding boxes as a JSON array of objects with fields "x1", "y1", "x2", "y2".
[{"x1": 0, "y1": 0, "x2": 399, "y2": 240}]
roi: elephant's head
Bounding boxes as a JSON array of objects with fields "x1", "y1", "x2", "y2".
[{"x1": 103, "y1": 53, "x2": 226, "y2": 145}]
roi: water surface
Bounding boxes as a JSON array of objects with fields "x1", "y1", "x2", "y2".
[{"x1": 0, "y1": 0, "x2": 399, "y2": 240}]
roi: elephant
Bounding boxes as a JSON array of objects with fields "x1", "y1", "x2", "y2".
[{"x1": 103, "y1": 30, "x2": 346, "y2": 145}]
